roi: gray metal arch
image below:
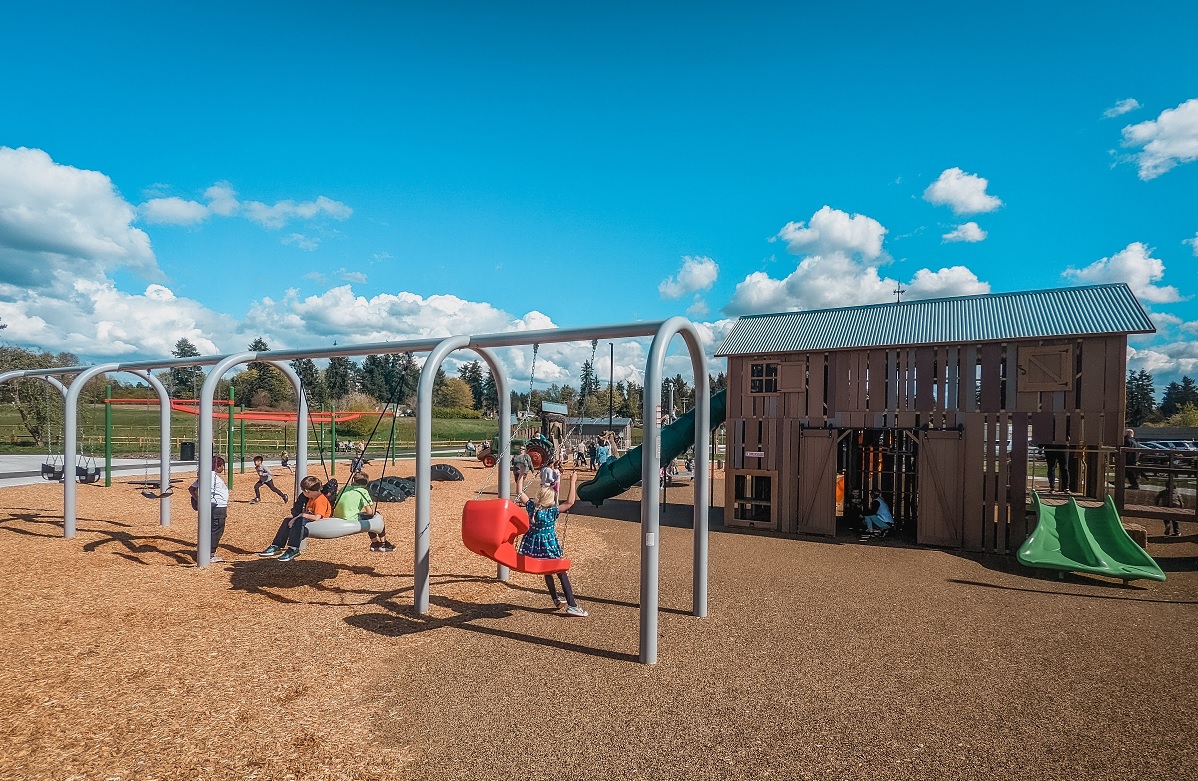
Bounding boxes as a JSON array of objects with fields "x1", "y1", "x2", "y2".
[
  {"x1": 412, "y1": 339, "x2": 515, "y2": 609},
  {"x1": 196, "y1": 356, "x2": 308, "y2": 565},
  {"x1": 126, "y1": 369, "x2": 174, "y2": 528}
]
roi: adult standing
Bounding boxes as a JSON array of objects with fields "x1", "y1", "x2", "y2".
[{"x1": 1123, "y1": 428, "x2": 1141, "y2": 490}]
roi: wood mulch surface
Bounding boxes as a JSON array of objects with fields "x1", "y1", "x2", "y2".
[{"x1": 1, "y1": 461, "x2": 1195, "y2": 780}]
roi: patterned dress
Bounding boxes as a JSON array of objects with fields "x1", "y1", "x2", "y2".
[{"x1": 516, "y1": 501, "x2": 564, "y2": 559}]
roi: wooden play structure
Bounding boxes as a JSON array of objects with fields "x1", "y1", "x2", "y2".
[{"x1": 715, "y1": 283, "x2": 1155, "y2": 554}]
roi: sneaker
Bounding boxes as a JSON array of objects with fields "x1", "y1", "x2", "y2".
[
  {"x1": 250, "y1": 498, "x2": 260, "y2": 505},
  {"x1": 282, "y1": 494, "x2": 289, "y2": 503},
  {"x1": 258, "y1": 544, "x2": 283, "y2": 558},
  {"x1": 369, "y1": 541, "x2": 383, "y2": 552},
  {"x1": 209, "y1": 555, "x2": 224, "y2": 563},
  {"x1": 378, "y1": 541, "x2": 396, "y2": 553},
  {"x1": 555, "y1": 597, "x2": 568, "y2": 608},
  {"x1": 565, "y1": 605, "x2": 588, "y2": 617},
  {"x1": 278, "y1": 548, "x2": 300, "y2": 562}
]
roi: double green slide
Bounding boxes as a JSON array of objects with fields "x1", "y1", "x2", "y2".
[
  {"x1": 577, "y1": 389, "x2": 727, "y2": 506},
  {"x1": 1017, "y1": 493, "x2": 1165, "y2": 582}
]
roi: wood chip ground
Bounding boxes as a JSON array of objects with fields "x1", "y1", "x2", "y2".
[{"x1": 1, "y1": 461, "x2": 1194, "y2": 780}]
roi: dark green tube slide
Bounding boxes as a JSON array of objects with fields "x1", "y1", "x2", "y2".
[{"x1": 577, "y1": 389, "x2": 727, "y2": 506}]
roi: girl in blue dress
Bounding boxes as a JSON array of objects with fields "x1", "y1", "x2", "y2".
[{"x1": 515, "y1": 470, "x2": 587, "y2": 617}]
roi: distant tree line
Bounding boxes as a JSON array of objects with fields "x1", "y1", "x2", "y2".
[{"x1": 1126, "y1": 370, "x2": 1198, "y2": 427}]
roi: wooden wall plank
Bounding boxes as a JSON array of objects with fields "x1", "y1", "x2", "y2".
[
  {"x1": 979, "y1": 344, "x2": 1002, "y2": 412},
  {"x1": 1104, "y1": 335, "x2": 1127, "y2": 446},
  {"x1": 1008, "y1": 411, "x2": 1030, "y2": 550},
  {"x1": 808, "y1": 354, "x2": 826, "y2": 426},
  {"x1": 887, "y1": 349, "x2": 900, "y2": 412},
  {"x1": 995, "y1": 414, "x2": 1010, "y2": 553},
  {"x1": 961, "y1": 413, "x2": 985, "y2": 551},
  {"x1": 916, "y1": 347, "x2": 935, "y2": 411},
  {"x1": 868, "y1": 350, "x2": 886, "y2": 412},
  {"x1": 961, "y1": 347, "x2": 978, "y2": 413},
  {"x1": 946, "y1": 346, "x2": 959, "y2": 411}
]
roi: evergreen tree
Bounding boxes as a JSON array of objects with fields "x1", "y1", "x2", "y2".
[
  {"x1": 1160, "y1": 376, "x2": 1198, "y2": 418},
  {"x1": 393, "y1": 353, "x2": 418, "y2": 405},
  {"x1": 481, "y1": 369, "x2": 499, "y2": 413},
  {"x1": 360, "y1": 354, "x2": 389, "y2": 401},
  {"x1": 325, "y1": 356, "x2": 356, "y2": 402},
  {"x1": 290, "y1": 358, "x2": 328, "y2": 408},
  {"x1": 169, "y1": 338, "x2": 202, "y2": 399},
  {"x1": 1125, "y1": 369, "x2": 1156, "y2": 427}
]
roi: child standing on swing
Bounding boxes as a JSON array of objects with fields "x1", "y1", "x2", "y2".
[{"x1": 515, "y1": 470, "x2": 587, "y2": 617}]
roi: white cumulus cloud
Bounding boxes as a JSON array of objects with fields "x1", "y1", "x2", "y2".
[
  {"x1": 140, "y1": 196, "x2": 210, "y2": 225},
  {"x1": 726, "y1": 207, "x2": 990, "y2": 316},
  {"x1": 1062, "y1": 242, "x2": 1182, "y2": 303},
  {"x1": 775, "y1": 205, "x2": 887, "y2": 259},
  {"x1": 0, "y1": 146, "x2": 159, "y2": 291},
  {"x1": 244, "y1": 195, "x2": 353, "y2": 229},
  {"x1": 923, "y1": 167, "x2": 1003, "y2": 215},
  {"x1": 1103, "y1": 98, "x2": 1141, "y2": 118},
  {"x1": 659, "y1": 255, "x2": 718, "y2": 299},
  {"x1": 942, "y1": 222, "x2": 987, "y2": 243},
  {"x1": 1121, "y1": 98, "x2": 1198, "y2": 180},
  {"x1": 1184, "y1": 232, "x2": 1198, "y2": 255}
]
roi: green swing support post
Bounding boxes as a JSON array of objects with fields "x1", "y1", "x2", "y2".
[
  {"x1": 226, "y1": 387, "x2": 235, "y2": 488},
  {"x1": 239, "y1": 405, "x2": 245, "y2": 473},
  {"x1": 104, "y1": 384, "x2": 113, "y2": 487}
]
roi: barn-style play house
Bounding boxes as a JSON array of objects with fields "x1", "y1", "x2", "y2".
[{"x1": 715, "y1": 283, "x2": 1155, "y2": 553}]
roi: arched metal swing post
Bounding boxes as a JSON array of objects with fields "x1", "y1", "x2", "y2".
[
  {"x1": 640, "y1": 317, "x2": 710, "y2": 665},
  {"x1": 268, "y1": 361, "x2": 307, "y2": 497},
  {"x1": 470, "y1": 346, "x2": 512, "y2": 581},
  {"x1": 415, "y1": 335, "x2": 472, "y2": 613},
  {"x1": 197, "y1": 353, "x2": 258, "y2": 567},
  {"x1": 128, "y1": 369, "x2": 173, "y2": 527},
  {"x1": 63, "y1": 364, "x2": 121, "y2": 537}
]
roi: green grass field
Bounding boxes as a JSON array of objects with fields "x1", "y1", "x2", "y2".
[{"x1": 0, "y1": 405, "x2": 649, "y2": 458}]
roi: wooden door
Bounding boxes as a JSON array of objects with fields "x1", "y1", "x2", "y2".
[
  {"x1": 917, "y1": 430, "x2": 964, "y2": 547},
  {"x1": 798, "y1": 428, "x2": 837, "y2": 535}
]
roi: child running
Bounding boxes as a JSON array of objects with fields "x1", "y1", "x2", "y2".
[
  {"x1": 258, "y1": 475, "x2": 331, "y2": 562},
  {"x1": 333, "y1": 471, "x2": 395, "y2": 552},
  {"x1": 515, "y1": 470, "x2": 587, "y2": 617},
  {"x1": 251, "y1": 455, "x2": 288, "y2": 504}
]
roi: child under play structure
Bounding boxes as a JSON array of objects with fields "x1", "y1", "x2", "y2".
[{"x1": 515, "y1": 470, "x2": 587, "y2": 617}]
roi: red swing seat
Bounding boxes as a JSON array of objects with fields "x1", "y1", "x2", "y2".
[{"x1": 462, "y1": 498, "x2": 571, "y2": 575}]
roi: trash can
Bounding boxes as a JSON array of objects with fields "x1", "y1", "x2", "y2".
[{"x1": 180, "y1": 441, "x2": 196, "y2": 462}]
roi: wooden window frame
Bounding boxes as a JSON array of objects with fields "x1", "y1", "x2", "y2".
[{"x1": 749, "y1": 361, "x2": 780, "y2": 395}]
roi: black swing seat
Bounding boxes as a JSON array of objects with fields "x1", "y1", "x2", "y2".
[
  {"x1": 41, "y1": 462, "x2": 65, "y2": 481},
  {"x1": 76, "y1": 464, "x2": 102, "y2": 484}
]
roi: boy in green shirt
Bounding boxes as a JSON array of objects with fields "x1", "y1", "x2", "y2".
[{"x1": 334, "y1": 471, "x2": 394, "y2": 552}]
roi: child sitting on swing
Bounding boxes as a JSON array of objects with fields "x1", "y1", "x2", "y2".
[{"x1": 515, "y1": 470, "x2": 587, "y2": 617}]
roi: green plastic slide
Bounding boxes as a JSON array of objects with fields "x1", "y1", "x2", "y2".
[
  {"x1": 577, "y1": 389, "x2": 727, "y2": 506},
  {"x1": 1017, "y1": 493, "x2": 1165, "y2": 582}
]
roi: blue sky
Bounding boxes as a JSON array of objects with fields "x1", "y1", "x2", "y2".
[{"x1": 1, "y1": 1, "x2": 1195, "y2": 390}]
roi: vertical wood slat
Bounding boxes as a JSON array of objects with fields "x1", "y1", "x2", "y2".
[
  {"x1": 960, "y1": 347, "x2": 978, "y2": 412},
  {"x1": 906, "y1": 349, "x2": 917, "y2": 412},
  {"x1": 868, "y1": 350, "x2": 886, "y2": 412},
  {"x1": 1079, "y1": 337, "x2": 1106, "y2": 413},
  {"x1": 728, "y1": 359, "x2": 744, "y2": 419},
  {"x1": 1104, "y1": 335, "x2": 1126, "y2": 446},
  {"x1": 916, "y1": 347, "x2": 935, "y2": 412},
  {"x1": 946, "y1": 346, "x2": 959, "y2": 411},
  {"x1": 995, "y1": 413, "x2": 1010, "y2": 553},
  {"x1": 1008, "y1": 411, "x2": 1030, "y2": 549},
  {"x1": 961, "y1": 413, "x2": 985, "y2": 551},
  {"x1": 891, "y1": 347, "x2": 900, "y2": 409},
  {"x1": 979, "y1": 344, "x2": 1002, "y2": 412},
  {"x1": 1003, "y1": 345, "x2": 1017, "y2": 411},
  {"x1": 808, "y1": 354, "x2": 826, "y2": 426},
  {"x1": 981, "y1": 414, "x2": 997, "y2": 551},
  {"x1": 855, "y1": 351, "x2": 868, "y2": 412}
]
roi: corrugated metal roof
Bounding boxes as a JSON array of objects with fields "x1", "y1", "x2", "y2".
[{"x1": 716, "y1": 283, "x2": 1155, "y2": 356}]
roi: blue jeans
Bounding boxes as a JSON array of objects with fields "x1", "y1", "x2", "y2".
[{"x1": 863, "y1": 514, "x2": 892, "y2": 532}]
